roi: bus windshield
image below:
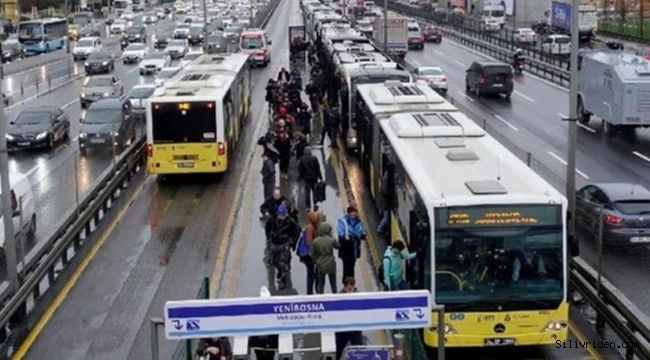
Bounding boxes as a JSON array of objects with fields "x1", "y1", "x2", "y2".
[
  {"x1": 151, "y1": 102, "x2": 217, "y2": 143},
  {"x1": 434, "y1": 205, "x2": 563, "y2": 311},
  {"x1": 19, "y1": 23, "x2": 43, "y2": 40}
]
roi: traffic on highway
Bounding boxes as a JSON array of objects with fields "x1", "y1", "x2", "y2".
[{"x1": 0, "y1": 0, "x2": 649, "y2": 359}]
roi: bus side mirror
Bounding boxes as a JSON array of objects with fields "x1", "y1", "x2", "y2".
[{"x1": 569, "y1": 234, "x2": 579, "y2": 257}]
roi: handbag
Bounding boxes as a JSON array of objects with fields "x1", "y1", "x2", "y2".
[{"x1": 296, "y1": 230, "x2": 309, "y2": 257}]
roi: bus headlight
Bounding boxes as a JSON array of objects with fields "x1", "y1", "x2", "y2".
[
  {"x1": 543, "y1": 321, "x2": 567, "y2": 331},
  {"x1": 429, "y1": 323, "x2": 456, "y2": 335}
]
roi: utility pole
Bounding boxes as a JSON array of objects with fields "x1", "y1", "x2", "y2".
[
  {"x1": 202, "y1": 0, "x2": 208, "y2": 52},
  {"x1": 566, "y1": 0, "x2": 580, "y2": 242},
  {"x1": 383, "y1": 0, "x2": 388, "y2": 53},
  {"x1": 0, "y1": 79, "x2": 18, "y2": 292}
]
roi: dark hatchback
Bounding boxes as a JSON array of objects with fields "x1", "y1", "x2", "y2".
[
  {"x1": 85, "y1": 51, "x2": 115, "y2": 74},
  {"x1": 576, "y1": 183, "x2": 650, "y2": 247},
  {"x1": 188, "y1": 27, "x2": 204, "y2": 46},
  {"x1": 154, "y1": 31, "x2": 170, "y2": 49},
  {"x1": 126, "y1": 25, "x2": 146, "y2": 43},
  {"x1": 465, "y1": 61, "x2": 513, "y2": 99},
  {"x1": 7, "y1": 107, "x2": 70, "y2": 151},
  {"x1": 79, "y1": 98, "x2": 135, "y2": 155}
]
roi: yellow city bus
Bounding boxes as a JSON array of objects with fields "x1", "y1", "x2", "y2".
[
  {"x1": 146, "y1": 53, "x2": 251, "y2": 174},
  {"x1": 355, "y1": 81, "x2": 569, "y2": 349}
]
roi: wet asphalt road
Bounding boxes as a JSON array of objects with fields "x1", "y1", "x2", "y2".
[{"x1": 404, "y1": 38, "x2": 650, "y2": 318}]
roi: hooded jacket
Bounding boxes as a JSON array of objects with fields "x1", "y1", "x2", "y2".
[
  {"x1": 383, "y1": 246, "x2": 417, "y2": 290},
  {"x1": 265, "y1": 216, "x2": 301, "y2": 248},
  {"x1": 310, "y1": 223, "x2": 340, "y2": 275},
  {"x1": 298, "y1": 147, "x2": 322, "y2": 182},
  {"x1": 305, "y1": 210, "x2": 324, "y2": 246}
]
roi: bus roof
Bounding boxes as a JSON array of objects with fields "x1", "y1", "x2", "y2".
[
  {"x1": 379, "y1": 111, "x2": 565, "y2": 207},
  {"x1": 20, "y1": 18, "x2": 67, "y2": 25},
  {"x1": 153, "y1": 53, "x2": 249, "y2": 101},
  {"x1": 356, "y1": 81, "x2": 455, "y2": 116}
]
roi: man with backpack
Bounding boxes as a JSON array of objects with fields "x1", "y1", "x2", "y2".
[
  {"x1": 382, "y1": 239, "x2": 417, "y2": 291},
  {"x1": 337, "y1": 206, "x2": 366, "y2": 279},
  {"x1": 265, "y1": 203, "x2": 301, "y2": 290}
]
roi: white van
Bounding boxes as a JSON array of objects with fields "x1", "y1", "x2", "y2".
[
  {"x1": 542, "y1": 34, "x2": 571, "y2": 56},
  {"x1": 481, "y1": 5, "x2": 505, "y2": 31},
  {"x1": 0, "y1": 172, "x2": 36, "y2": 248}
]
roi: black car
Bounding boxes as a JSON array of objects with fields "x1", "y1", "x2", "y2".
[
  {"x1": 1, "y1": 40, "x2": 23, "y2": 63},
  {"x1": 79, "y1": 98, "x2": 135, "y2": 155},
  {"x1": 78, "y1": 25, "x2": 101, "y2": 38},
  {"x1": 188, "y1": 26, "x2": 205, "y2": 46},
  {"x1": 205, "y1": 33, "x2": 229, "y2": 54},
  {"x1": 126, "y1": 25, "x2": 146, "y2": 43},
  {"x1": 576, "y1": 183, "x2": 650, "y2": 247},
  {"x1": 465, "y1": 61, "x2": 513, "y2": 99},
  {"x1": 7, "y1": 107, "x2": 70, "y2": 151},
  {"x1": 85, "y1": 51, "x2": 115, "y2": 74},
  {"x1": 154, "y1": 31, "x2": 170, "y2": 49}
]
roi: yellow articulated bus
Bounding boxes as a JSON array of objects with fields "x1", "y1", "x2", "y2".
[
  {"x1": 146, "y1": 53, "x2": 251, "y2": 175},
  {"x1": 355, "y1": 81, "x2": 569, "y2": 349}
]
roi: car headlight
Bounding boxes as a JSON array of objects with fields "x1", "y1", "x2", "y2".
[
  {"x1": 6, "y1": 134, "x2": 15, "y2": 141},
  {"x1": 84, "y1": 62, "x2": 89, "y2": 66},
  {"x1": 81, "y1": 92, "x2": 86, "y2": 97},
  {"x1": 104, "y1": 91, "x2": 111, "y2": 96},
  {"x1": 79, "y1": 132, "x2": 87, "y2": 139},
  {"x1": 102, "y1": 61, "x2": 109, "y2": 66},
  {"x1": 110, "y1": 131, "x2": 119, "y2": 137},
  {"x1": 35, "y1": 132, "x2": 48, "y2": 140}
]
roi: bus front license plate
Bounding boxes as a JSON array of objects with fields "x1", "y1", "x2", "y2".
[
  {"x1": 177, "y1": 162, "x2": 195, "y2": 168},
  {"x1": 484, "y1": 338, "x2": 515, "y2": 346}
]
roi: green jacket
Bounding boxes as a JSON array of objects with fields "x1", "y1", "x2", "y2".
[
  {"x1": 310, "y1": 222, "x2": 340, "y2": 274},
  {"x1": 383, "y1": 246, "x2": 417, "y2": 290}
]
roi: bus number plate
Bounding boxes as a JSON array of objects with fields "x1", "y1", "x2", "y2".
[
  {"x1": 177, "y1": 162, "x2": 195, "y2": 168},
  {"x1": 484, "y1": 338, "x2": 515, "y2": 346}
]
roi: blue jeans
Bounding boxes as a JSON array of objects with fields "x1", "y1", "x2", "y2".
[{"x1": 377, "y1": 210, "x2": 389, "y2": 234}]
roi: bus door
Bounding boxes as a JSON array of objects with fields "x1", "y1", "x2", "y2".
[{"x1": 407, "y1": 209, "x2": 429, "y2": 289}]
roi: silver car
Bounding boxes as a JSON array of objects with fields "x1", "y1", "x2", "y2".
[
  {"x1": 80, "y1": 75, "x2": 124, "y2": 108},
  {"x1": 165, "y1": 39, "x2": 189, "y2": 59}
]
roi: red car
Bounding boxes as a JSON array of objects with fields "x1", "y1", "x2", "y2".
[{"x1": 423, "y1": 26, "x2": 443, "y2": 43}]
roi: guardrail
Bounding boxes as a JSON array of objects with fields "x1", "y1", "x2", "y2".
[
  {"x1": 1, "y1": 50, "x2": 73, "y2": 79},
  {"x1": 0, "y1": 138, "x2": 145, "y2": 357},
  {"x1": 385, "y1": 1, "x2": 572, "y2": 87}
]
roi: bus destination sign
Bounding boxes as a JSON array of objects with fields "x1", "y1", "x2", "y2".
[{"x1": 437, "y1": 205, "x2": 560, "y2": 228}]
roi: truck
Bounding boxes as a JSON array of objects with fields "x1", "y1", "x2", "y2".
[
  {"x1": 549, "y1": 0, "x2": 597, "y2": 40},
  {"x1": 577, "y1": 50, "x2": 650, "y2": 134},
  {"x1": 373, "y1": 13, "x2": 408, "y2": 58}
]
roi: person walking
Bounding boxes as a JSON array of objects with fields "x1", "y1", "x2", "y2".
[
  {"x1": 320, "y1": 106, "x2": 340, "y2": 149},
  {"x1": 337, "y1": 206, "x2": 366, "y2": 279},
  {"x1": 382, "y1": 239, "x2": 417, "y2": 291},
  {"x1": 276, "y1": 130, "x2": 292, "y2": 180},
  {"x1": 265, "y1": 203, "x2": 301, "y2": 290},
  {"x1": 310, "y1": 222, "x2": 339, "y2": 294},
  {"x1": 335, "y1": 277, "x2": 363, "y2": 359},
  {"x1": 260, "y1": 153, "x2": 276, "y2": 201},
  {"x1": 260, "y1": 188, "x2": 286, "y2": 220},
  {"x1": 298, "y1": 146, "x2": 322, "y2": 210},
  {"x1": 297, "y1": 209, "x2": 324, "y2": 294},
  {"x1": 277, "y1": 67, "x2": 291, "y2": 83},
  {"x1": 196, "y1": 337, "x2": 232, "y2": 360}
]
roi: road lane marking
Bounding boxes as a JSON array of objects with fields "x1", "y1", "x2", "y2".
[
  {"x1": 558, "y1": 113, "x2": 597, "y2": 133},
  {"x1": 210, "y1": 103, "x2": 269, "y2": 297},
  {"x1": 452, "y1": 59, "x2": 465, "y2": 67},
  {"x1": 457, "y1": 90, "x2": 475, "y2": 102},
  {"x1": 633, "y1": 151, "x2": 650, "y2": 163},
  {"x1": 492, "y1": 113, "x2": 518, "y2": 131},
  {"x1": 569, "y1": 321, "x2": 605, "y2": 360},
  {"x1": 13, "y1": 178, "x2": 150, "y2": 359},
  {"x1": 514, "y1": 90, "x2": 535, "y2": 103},
  {"x1": 432, "y1": 48, "x2": 442, "y2": 55},
  {"x1": 547, "y1": 151, "x2": 590, "y2": 179},
  {"x1": 126, "y1": 67, "x2": 140, "y2": 74},
  {"x1": 62, "y1": 98, "x2": 79, "y2": 109},
  {"x1": 410, "y1": 58, "x2": 422, "y2": 67}
]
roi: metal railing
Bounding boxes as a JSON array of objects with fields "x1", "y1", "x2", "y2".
[
  {"x1": 0, "y1": 138, "x2": 145, "y2": 357},
  {"x1": 384, "y1": 1, "x2": 572, "y2": 87}
]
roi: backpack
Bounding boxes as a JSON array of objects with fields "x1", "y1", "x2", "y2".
[
  {"x1": 296, "y1": 230, "x2": 309, "y2": 257},
  {"x1": 377, "y1": 255, "x2": 391, "y2": 289}
]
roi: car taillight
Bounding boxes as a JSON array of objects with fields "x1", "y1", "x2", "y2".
[
  {"x1": 441, "y1": 76, "x2": 447, "y2": 82},
  {"x1": 508, "y1": 75, "x2": 513, "y2": 83},
  {"x1": 146, "y1": 144, "x2": 153, "y2": 157},
  {"x1": 478, "y1": 76, "x2": 485, "y2": 85},
  {"x1": 218, "y1": 142, "x2": 225, "y2": 155},
  {"x1": 604, "y1": 214, "x2": 624, "y2": 226}
]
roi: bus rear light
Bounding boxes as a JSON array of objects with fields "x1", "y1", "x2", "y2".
[
  {"x1": 218, "y1": 142, "x2": 226, "y2": 155},
  {"x1": 146, "y1": 144, "x2": 153, "y2": 157},
  {"x1": 207, "y1": 102, "x2": 213, "y2": 109}
]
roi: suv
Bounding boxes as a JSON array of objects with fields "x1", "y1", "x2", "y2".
[
  {"x1": 79, "y1": 98, "x2": 135, "y2": 155},
  {"x1": 465, "y1": 61, "x2": 513, "y2": 99}
]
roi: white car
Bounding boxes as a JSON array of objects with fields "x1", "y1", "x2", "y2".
[
  {"x1": 415, "y1": 66, "x2": 448, "y2": 93},
  {"x1": 173, "y1": 25, "x2": 190, "y2": 39},
  {"x1": 513, "y1": 28, "x2": 537, "y2": 44},
  {"x1": 155, "y1": 66, "x2": 181, "y2": 86},
  {"x1": 157, "y1": 10, "x2": 166, "y2": 19},
  {"x1": 123, "y1": 43, "x2": 148, "y2": 63},
  {"x1": 73, "y1": 37, "x2": 102, "y2": 61},
  {"x1": 165, "y1": 39, "x2": 189, "y2": 59},
  {"x1": 541, "y1": 34, "x2": 571, "y2": 56},
  {"x1": 111, "y1": 19, "x2": 127, "y2": 34},
  {"x1": 120, "y1": 12, "x2": 135, "y2": 21},
  {"x1": 139, "y1": 52, "x2": 171, "y2": 75}
]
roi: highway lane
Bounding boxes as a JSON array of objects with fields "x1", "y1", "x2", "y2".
[
  {"x1": 0, "y1": 19, "x2": 172, "y2": 282},
  {"x1": 404, "y1": 39, "x2": 650, "y2": 316},
  {"x1": 18, "y1": 1, "x2": 290, "y2": 358}
]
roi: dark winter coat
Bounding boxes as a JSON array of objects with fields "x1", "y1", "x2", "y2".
[{"x1": 298, "y1": 148, "x2": 322, "y2": 182}]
